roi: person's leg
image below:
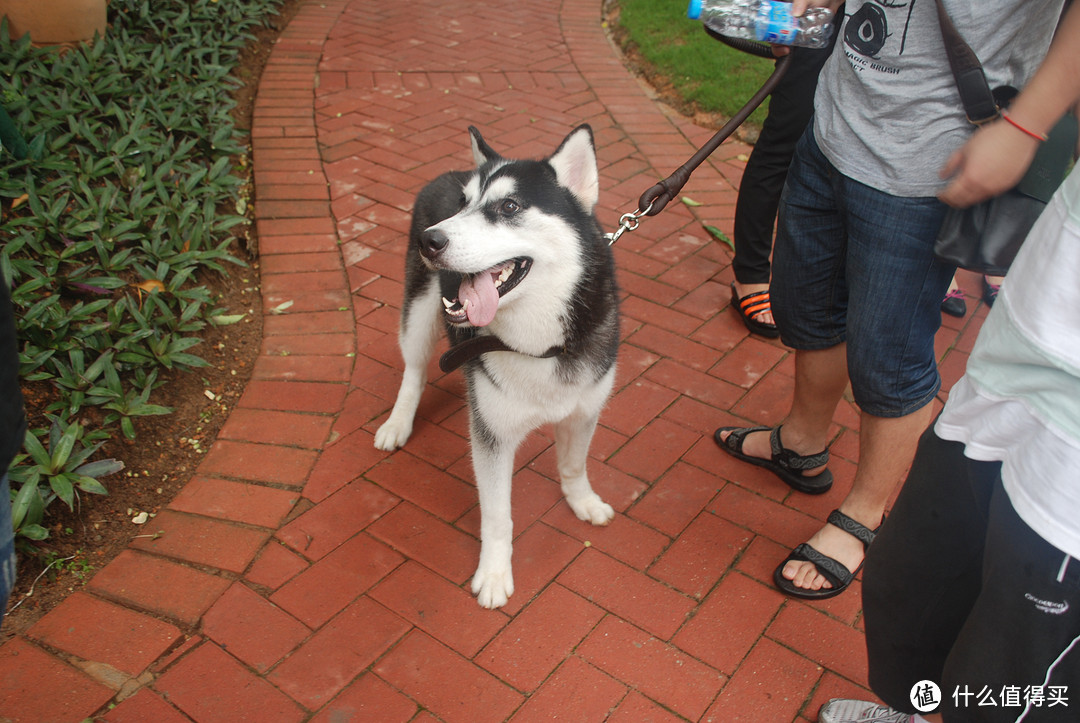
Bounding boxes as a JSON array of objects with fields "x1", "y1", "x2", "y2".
[
  {"x1": 849, "y1": 452, "x2": 1080, "y2": 723},
  {"x1": 774, "y1": 152, "x2": 953, "y2": 594},
  {"x1": 938, "y1": 482, "x2": 1080, "y2": 722},
  {"x1": 721, "y1": 343, "x2": 847, "y2": 475},
  {"x1": 718, "y1": 121, "x2": 850, "y2": 478},
  {"x1": 863, "y1": 425, "x2": 995, "y2": 712},
  {"x1": 0, "y1": 473, "x2": 16, "y2": 624},
  {"x1": 818, "y1": 426, "x2": 994, "y2": 723},
  {"x1": 781, "y1": 404, "x2": 935, "y2": 591},
  {"x1": 732, "y1": 45, "x2": 832, "y2": 293}
]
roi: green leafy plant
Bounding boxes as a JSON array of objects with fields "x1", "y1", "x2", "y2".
[
  {"x1": 2, "y1": 0, "x2": 284, "y2": 542},
  {"x1": 87, "y1": 367, "x2": 172, "y2": 440},
  {"x1": 9, "y1": 420, "x2": 122, "y2": 541}
]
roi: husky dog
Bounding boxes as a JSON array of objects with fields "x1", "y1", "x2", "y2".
[{"x1": 374, "y1": 125, "x2": 619, "y2": 608}]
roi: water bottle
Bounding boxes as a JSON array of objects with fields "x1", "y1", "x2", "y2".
[{"x1": 687, "y1": 0, "x2": 835, "y2": 49}]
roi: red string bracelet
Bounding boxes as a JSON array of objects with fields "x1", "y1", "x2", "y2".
[{"x1": 1001, "y1": 111, "x2": 1048, "y2": 142}]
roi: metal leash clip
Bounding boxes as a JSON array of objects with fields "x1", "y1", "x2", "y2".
[{"x1": 604, "y1": 201, "x2": 653, "y2": 245}]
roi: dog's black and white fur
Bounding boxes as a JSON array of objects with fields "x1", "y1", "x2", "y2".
[{"x1": 374, "y1": 125, "x2": 619, "y2": 608}]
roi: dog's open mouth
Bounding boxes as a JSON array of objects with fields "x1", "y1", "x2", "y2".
[{"x1": 442, "y1": 257, "x2": 532, "y2": 327}]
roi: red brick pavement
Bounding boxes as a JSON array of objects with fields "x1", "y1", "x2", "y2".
[{"x1": 0, "y1": 1, "x2": 991, "y2": 721}]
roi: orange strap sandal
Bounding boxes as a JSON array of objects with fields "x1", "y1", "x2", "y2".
[{"x1": 730, "y1": 282, "x2": 779, "y2": 338}]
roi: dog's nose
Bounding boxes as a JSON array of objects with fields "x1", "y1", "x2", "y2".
[{"x1": 420, "y1": 228, "x2": 449, "y2": 259}]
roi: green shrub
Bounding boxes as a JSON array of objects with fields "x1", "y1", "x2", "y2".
[{"x1": 1, "y1": 0, "x2": 283, "y2": 543}]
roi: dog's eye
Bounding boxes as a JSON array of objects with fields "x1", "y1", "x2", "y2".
[
  {"x1": 499, "y1": 199, "x2": 520, "y2": 216},
  {"x1": 458, "y1": 194, "x2": 468, "y2": 209}
]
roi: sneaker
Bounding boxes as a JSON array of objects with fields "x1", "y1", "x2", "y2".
[
  {"x1": 818, "y1": 698, "x2": 913, "y2": 723},
  {"x1": 940, "y1": 288, "x2": 967, "y2": 317}
]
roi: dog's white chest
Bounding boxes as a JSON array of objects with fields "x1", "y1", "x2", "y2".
[{"x1": 471, "y1": 356, "x2": 614, "y2": 429}]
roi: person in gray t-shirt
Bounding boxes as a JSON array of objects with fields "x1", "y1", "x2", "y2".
[{"x1": 716, "y1": 0, "x2": 1064, "y2": 601}]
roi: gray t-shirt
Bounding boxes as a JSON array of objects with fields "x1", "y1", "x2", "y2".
[{"x1": 814, "y1": 0, "x2": 1064, "y2": 197}]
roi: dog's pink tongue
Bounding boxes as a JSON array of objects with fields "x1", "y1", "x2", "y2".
[{"x1": 459, "y1": 272, "x2": 499, "y2": 327}]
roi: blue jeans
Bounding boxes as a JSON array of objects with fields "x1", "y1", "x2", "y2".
[
  {"x1": 1, "y1": 473, "x2": 15, "y2": 621},
  {"x1": 771, "y1": 123, "x2": 955, "y2": 417}
]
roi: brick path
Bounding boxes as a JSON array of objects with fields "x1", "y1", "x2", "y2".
[{"x1": 0, "y1": 1, "x2": 989, "y2": 721}]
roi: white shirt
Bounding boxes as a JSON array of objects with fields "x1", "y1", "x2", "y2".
[{"x1": 936, "y1": 167, "x2": 1080, "y2": 558}]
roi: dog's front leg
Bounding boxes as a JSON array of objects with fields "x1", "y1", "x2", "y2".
[
  {"x1": 374, "y1": 280, "x2": 442, "y2": 451},
  {"x1": 554, "y1": 408, "x2": 614, "y2": 526},
  {"x1": 470, "y1": 430, "x2": 517, "y2": 609}
]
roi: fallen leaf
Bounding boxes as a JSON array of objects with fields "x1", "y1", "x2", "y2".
[
  {"x1": 133, "y1": 279, "x2": 165, "y2": 294},
  {"x1": 210, "y1": 314, "x2": 246, "y2": 326},
  {"x1": 704, "y1": 224, "x2": 734, "y2": 251}
]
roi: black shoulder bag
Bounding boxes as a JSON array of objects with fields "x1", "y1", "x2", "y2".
[{"x1": 933, "y1": 0, "x2": 1077, "y2": 275}]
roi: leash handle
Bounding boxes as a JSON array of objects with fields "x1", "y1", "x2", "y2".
[{"x1": 636, "y1": 52, "x2": 793, "y2": 217}]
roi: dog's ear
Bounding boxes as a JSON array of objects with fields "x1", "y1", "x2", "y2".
[
  {"x1": 468, "y1": 126, "x2": 500, "y2": 168},
  {"x1": 548, "y1": 125, "x2": 599, "y2": 212}
]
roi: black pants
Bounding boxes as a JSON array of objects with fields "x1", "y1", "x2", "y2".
[
  {"x1": 730, "y1": 37, "x2": 836, "y2": 285},
  {"x1": 864, "y1": 425, "x2": 1080, "y2": 722}
]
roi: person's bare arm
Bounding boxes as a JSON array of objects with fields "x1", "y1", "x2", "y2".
[{"x1": 938, "y1": 2, "x2": 1080, "y2": 208}]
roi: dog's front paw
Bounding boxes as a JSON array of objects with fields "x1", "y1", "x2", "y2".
[
  {"x1": 566, "y1": 492, "x2": 615, "y2": 526},
  {"x1": 471, "y1": 564, "x2": 514, "y2": 609},
  {"x1": 374, "y1": 418, "x2": 412, "y2": 451}
]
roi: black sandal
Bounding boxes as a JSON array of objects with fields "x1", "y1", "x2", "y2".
[
  {"x1": 773, "y1": 509, "x2": 879, "y2": 600},
  {"x1": 730, "y1": 282, "x2": 780, "y2": 338},
  {"x1": 713, "y1": 424, "x2": 833, "y2": 494}
]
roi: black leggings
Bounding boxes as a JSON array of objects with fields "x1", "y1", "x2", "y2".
[{"x1": 730, "y1": 32, "x2": 837, "y2": 285}]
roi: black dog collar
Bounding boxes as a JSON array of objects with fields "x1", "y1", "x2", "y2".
[{"x1": 439, "y1": 336, "x2": 565, "y2": 373}]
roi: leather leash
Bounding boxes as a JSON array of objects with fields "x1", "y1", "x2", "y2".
[{"x1": 606, "y1": 33, "x2": 792, "y2": 244}]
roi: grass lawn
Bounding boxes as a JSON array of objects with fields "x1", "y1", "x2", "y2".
[{"x1": 612, "y1": 0, "x2": 778, "y2": 129}]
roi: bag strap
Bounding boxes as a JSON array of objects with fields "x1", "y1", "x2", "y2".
[{"x1": 933, "y1": 0, "x2": 999, "y2": 125}]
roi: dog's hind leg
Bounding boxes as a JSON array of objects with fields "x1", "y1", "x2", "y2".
[
  {"x1": 554, "y1": 407, "x2": 615, "y2": 526},
  {"x1": 374, "y1": 278, "x2": 442, "y2": 451}
]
